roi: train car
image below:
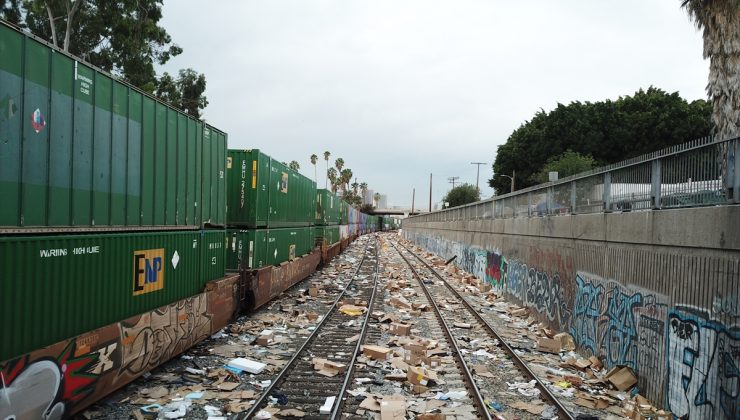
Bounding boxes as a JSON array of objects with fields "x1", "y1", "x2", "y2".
[
  {"x1": 226, "y1": 149, "x2": 316, "y2": 228},
  {"x1": 0, "y1": 23, "x2": 226, "y2": 233},
  {"x1": 316, "y1": 189, "x2": 342, "y2": 225}
]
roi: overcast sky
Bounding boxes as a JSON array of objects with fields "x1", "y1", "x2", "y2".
[{"x1": 160, "y1": 1, "x2": 708, "y2": 209}]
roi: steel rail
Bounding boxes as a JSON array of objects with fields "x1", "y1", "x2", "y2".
[
  {"x1": 396, "y1": 239, "x2": 575, "y2": 420},
  {"x1": 330, "y1": 235, "x2": 380, "y2": 418},
  {"x1": 238, "y1": 237, "x2": 377, "y2": 419},
  {"x1": 390, "y1": 240, "x2": 493, "y2": 420}
]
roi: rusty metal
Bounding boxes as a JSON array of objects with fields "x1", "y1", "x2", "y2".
[
  {"x1": 390, "y1": 241, "x2": 492, "y2": 420},
  {"x1": 239, "y1": 248, "x2": 322, "y2": 311},
  {"x1": 396, "y1": 240, "x2": 575, "y2": 420}
]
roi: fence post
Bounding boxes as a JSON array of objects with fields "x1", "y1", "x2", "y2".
[
  {"x1": 651, "y1": 159, "x2": 662, "y2": 209},
  {"x1": 730, "y1": 138, "x2": 739, "y2": 204},
  {"x1": 570, "y1": 181, "x2": 577, "y2": 214},
  {"x1": 603, "y1": 172, "x2": 612, "y2": 212},
  {"x1": 546, "y1": 186, "x2": 553, "y2": 216},
  {"x1": 527, "y1": 192, "x2": 532, "y2": 217}
]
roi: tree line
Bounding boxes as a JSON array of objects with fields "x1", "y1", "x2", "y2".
[{"x1": 1, "y1": 0, "x2": 208, "y2": 118}]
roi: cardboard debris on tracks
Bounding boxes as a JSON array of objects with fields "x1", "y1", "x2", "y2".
[
  {"x1": 389, "y1": 296, "x2": 412, "y2": 309},
  {"x1": 535, "y1": 337, "x2": 561, "y2": 354},
  {"x1": 380, "y1": 395, "x2": 406, "y2": 420},
  {"x1": 605, "y1": 365, "x2": 638, "y2": 391},
  {"x1": 256, "y1": 330, "x2": 275, "y2": 346},
  {"x1": 313, "y1": 358, "x2": 347, "y2": 377},
  {"x1": 362, "y1": 345, "x2": 392, "y2": 360},
  {"x1": 389, "y1": 322, "x2": 411, "y2": 336},
  {"x1": 407, "y1": 366, "x2": 438, "y2": 386},
  {"x1": 554, "y1": 332, "x2": 576, "y2": 351}
]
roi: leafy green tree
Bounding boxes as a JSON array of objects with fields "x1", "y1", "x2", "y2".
[
  {"x1": 488, "y1": 87, "x2": 712, "y2": 193},
  {"x1": 288, "y1": 160, "x2": 300, "y2": 171},
  {"x1": 535, "y1": 151, "x2": 595, "y2": 183},
  {"x1": 155, "y1": 69, "x2": 208, "y2": 118},
  {"x1": 443, "y1": 184, "x2": 480, "y2": 208},
  {"x1": 1, "y1": 0, "x2": 207, "y2": 117}
]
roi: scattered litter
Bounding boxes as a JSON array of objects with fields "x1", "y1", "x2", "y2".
[
  {"x1": 227, "y1": 358, "x2": 266, "y2": 374},
  {"x1": 319, "y1": 396, "x2": 336, "y2": 414}
]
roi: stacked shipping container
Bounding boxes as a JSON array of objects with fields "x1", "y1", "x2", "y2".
[
  {"x1": 0, "y1": 23, "x2": 227, "y2": 362},
  {"x1": 225, "y1": 149, "x2": 316, "y2": 270}
]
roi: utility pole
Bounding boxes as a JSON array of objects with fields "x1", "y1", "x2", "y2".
[
  {"x1": 448, "y1": 176, "x2": 460, "y2": 189},
  {"x1": 470, "y1": 162, "x2": 486, "y2": 193},
  {"x1": 411, "y1": 188, "x2": 415, "y2": 214},
  {"x1": 429, "y1": 173, "x2": 432, "y2": 212}
]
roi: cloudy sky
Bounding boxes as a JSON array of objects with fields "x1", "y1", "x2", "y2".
[{"x1": 160, "y1": 1, "x2": 708, "y2": 209}]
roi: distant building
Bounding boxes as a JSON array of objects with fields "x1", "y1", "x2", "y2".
[
  {"x1": 378, "y1": 195, "x2": 388, "y2": 208},
  {"x1": 364, "y1": 189, "x2": 374, "y2": 205}
]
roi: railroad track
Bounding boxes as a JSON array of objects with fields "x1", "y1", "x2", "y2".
[
  {"x1": 391, "y1": 238, "x2": 575, "y2": 420},
  {"x1": 239, "y1": 236, "x2": 380, "y2": 419}
]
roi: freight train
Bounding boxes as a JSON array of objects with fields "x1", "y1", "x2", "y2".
[{"x1": 0, "y1": 20, "x2": 399, "y2": 419}]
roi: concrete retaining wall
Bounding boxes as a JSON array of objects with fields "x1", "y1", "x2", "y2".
[{"x1": 402, "y1": 206, "x2": 740, "y2": 419}]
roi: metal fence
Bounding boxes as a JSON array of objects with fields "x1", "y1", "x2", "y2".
[{"x1": 408, "y1": 136, "x2": 739, "y2": 223}]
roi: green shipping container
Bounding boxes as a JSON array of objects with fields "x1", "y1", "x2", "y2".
[
  {"x1": 315, "y1": 189, "x2": 341, "y2": 225},
  {"x1": 267, "y1": 227, "x2": 315, "y2": 266},
  {"x1": 227, "y1": 228, "x2": 268, "y2": 270},
  {"x1": 0, "y1": 22, "x2": 226, "y2": 232},
  {"x1": 226, "y1": 227, "x2": 314, "y2": 270},
  {"x1": 314, "y1": 225, "x2": 340, "y2": 246},
  {"x1": 0, "y1": 230, "x2": 226, "y2": 362},
  {"x1": 227, "y1": 150, "x2": 315, "y2": 228}
]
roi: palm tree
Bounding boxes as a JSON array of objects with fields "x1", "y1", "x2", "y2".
[
  {"x1": 681, "y1": 1, "x2": 740, "y2": 196},
  {"x1": 335, "y1": 157, "x2": 345, "y2": 173},
  {"x1": 310, "y1": 154, "x2": 318, "y2": 183},
  {"x1": 323, "y1": 151, "x2": 331, "y2": 189},
  {"x1": 351, "y1": 181, "x2": 359, "y2": 195},
  {"x1": 289, "y1": 160, "x2": 300, "y2": 171},
  {"x1": 340, "y1": 168, "x2": 352, "y2": 193},
  {"x1": 360, "y1": 182, "x2": 368, "y2": 204},
  {"x1": 327, "y1": 168, "x2": 338, "y2": 193},
  {"x1": 373, "y1": 192, "x2": 381, "y2": 207}
]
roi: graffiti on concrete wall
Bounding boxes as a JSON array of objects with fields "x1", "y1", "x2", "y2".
[
  {"x1": 506, "y1": 259, "x2": 571, "y2": 325},
  {"x1": 0, "y1": 276, "x2": 238, "y2": 420},
  {"x1": 666, "y1": 306, "x2": 739, "y2": 420},
  {"x1": 569, "y1": 272, "x2": 667, "y2": 370},
  {"x1": 404, "y1": 230, "x2": 739, "y2": 419}
]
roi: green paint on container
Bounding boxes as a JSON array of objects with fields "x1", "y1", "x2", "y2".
[{"x1": 0, "y1": 230, "x2": 226, "y2": 362}]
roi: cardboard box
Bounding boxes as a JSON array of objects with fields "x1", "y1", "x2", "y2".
[
  {"x1": 256, "y1": 330, "x2": 275, "y2": 346},
  {"x1": 588, "y1": 356, "x2": 603, "y2": 370},
  {"x1": 390, "y1": 322, "x2": 411, "y2": 336},
  {"x1": 423, "y1": 356, "x2": 441, "y2": 368},
  {"x1": 410, "y1": 384, "x2": 428, "y2": 394},
  {"x1": 554, "y1": 332, "x2": 576, "y2": 351},
  {"x1": 309, "y1": 284, "x2": 319, "y2": 297},
  {"x1": 380, "y1": 396, "x2": 406, "y2": 420},
  {"x1": 363, "y1": 345, "x2": 392, "y2": 360},
  {"x1": 313, "y1": 358, "x2": 347, "y2": 377},
  {"x1": 403, "y1": 350, "x2": 424, "y2": 366},
  {"x1": 536, "y1": 337, "x2": 561, "y2": 354},
  {"x1": 605, "y1": 366, "x2": 637, "y2": 391},
  {"x1": 407, "y1": 366, "x2": 438, "y2": 386},
  {"x1": 417, "y1": 414, "x2": 446, "y2": 420},
  {"x1": 389, "y1": 296, "x2": 412, "y2": 309}
]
